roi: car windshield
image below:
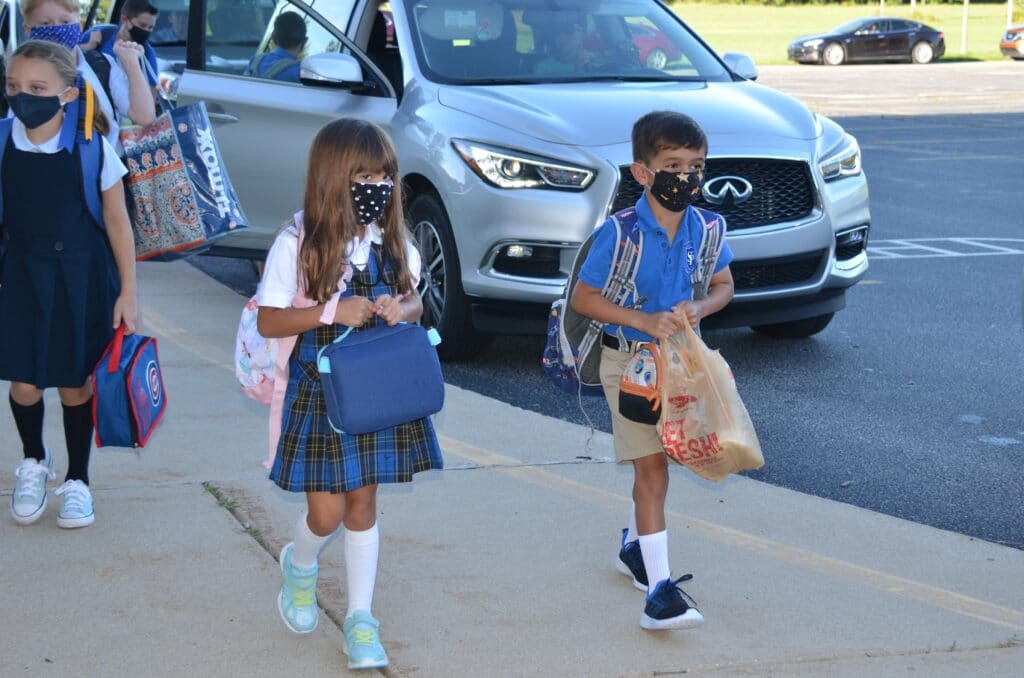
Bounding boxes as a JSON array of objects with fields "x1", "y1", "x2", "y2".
[
  {"x1": 831, "y1": 19, "x2": 869, "y2": 35},
  {"x1": 402, "y1": 0, "x2": 731, "y2": 84}
]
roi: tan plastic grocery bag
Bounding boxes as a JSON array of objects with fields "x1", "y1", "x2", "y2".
[{"x1": 657, "y1": 321, "x2": 764, "y2": 481}]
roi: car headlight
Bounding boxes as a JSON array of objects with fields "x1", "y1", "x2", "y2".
[
  {"x1": 819, "y1": 134, "x2": 862, "y2": 181},
  {"x1": 452, "y1": 140, "x2": 596, "y2": 190},
  {"x1": 802, "y1": 39, "x2": 824, "y2": 47}
]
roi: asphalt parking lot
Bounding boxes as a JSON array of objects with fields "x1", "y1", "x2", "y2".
[{"x1": 192, "y1": 61, "x2": 1024, "y2": 548}]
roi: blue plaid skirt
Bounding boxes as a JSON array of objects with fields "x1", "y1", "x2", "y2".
[{"x1": 269, "y1": 248, "x2": 444, "y2": 493}]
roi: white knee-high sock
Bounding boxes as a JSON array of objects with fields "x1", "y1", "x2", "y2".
[
  {"x1": 345, "y1": 523, "x2": 379, "y2": 618},
  {"x1": 626, "y1": 501, "x2": 639, "y2": 543},
  {"x1": 291, "y1": 513, "x2": 332, "y2": 570},
  {"x1": 638, "y1": 530, "x2": 670, "y2": 594}
]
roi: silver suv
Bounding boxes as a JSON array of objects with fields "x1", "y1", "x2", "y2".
[{"x1": 110, "y1": 0, "x2": 870, "y2": 357}]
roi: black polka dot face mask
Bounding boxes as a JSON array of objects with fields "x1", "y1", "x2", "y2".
[{"x1": 350, "y1": 180, "x2": 394, "y2": 226}]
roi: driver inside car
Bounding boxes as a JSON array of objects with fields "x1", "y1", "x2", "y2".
[{"x1": 533, "y1": 14, "x2": 599, "y2": 75}]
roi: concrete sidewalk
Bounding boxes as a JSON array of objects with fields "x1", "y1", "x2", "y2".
[{"x1": 2, "y1": 260, "x2": 1022, "y2": 677}]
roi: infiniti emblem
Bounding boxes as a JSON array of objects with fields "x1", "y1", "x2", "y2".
[{"x1": 702, "y1": 176, "x2": 754, "y2": 206}]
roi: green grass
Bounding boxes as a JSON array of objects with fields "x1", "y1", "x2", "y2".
[{"x1": 667, "y1": 1, "x2": 1023, "y2": 65}]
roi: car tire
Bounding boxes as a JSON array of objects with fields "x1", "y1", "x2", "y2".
[
  {"x1": 645, "y1": 48, "x2": 668, "y2": 70},
  {"x1": 408, "y1": 192, "x2": 485, "y2": 359},
  {"x1": 911, "y1": 41, "x2": 934, "y2": 64},
  {"x1": 751, "y1": 313, "x2": 834, "y2": 339},
  {"x1": 822, "y1": 42, "x2": 845, "y2": 66}
]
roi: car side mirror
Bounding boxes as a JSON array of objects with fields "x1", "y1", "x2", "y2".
[
  {"x1": 722, "y1": 52, "x2": 758, "y2": 81},
  {"x1": 300, "y1": 53, "x2": 371, "y2": 90}
]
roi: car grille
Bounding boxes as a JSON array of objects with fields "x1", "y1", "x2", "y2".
[
  {"x1": 730, "y1": 250, "x2": 827, "y2": 291},
  {"x1": 612, "y1": 159, "x2": 816, "y2": 230}
]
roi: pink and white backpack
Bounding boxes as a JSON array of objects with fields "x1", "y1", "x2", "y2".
[{"x1": 234, "y1": 211, "x2": 350, "y2": 467}]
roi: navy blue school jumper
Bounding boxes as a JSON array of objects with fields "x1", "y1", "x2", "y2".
[
  {"x1": 270, "y1": 244, "x2": 443, "y2": 494},
  {"x1": 0, "y1": 135, "x2": 119, "y2": 388}
]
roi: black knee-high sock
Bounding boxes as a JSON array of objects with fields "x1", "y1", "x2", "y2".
[
  {"x1": 10, "y1": 395, "x2": 45, "y2": 461},
  {"x1": 62, "y1": 399, "x2": 93, "y2": 485}
]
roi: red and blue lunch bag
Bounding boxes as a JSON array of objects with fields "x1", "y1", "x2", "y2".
[{"x1": 92, "y1": 325, "x2": 167, "y2": 448}]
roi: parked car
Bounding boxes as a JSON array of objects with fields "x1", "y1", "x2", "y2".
[
  {"x1": 98, "y1": 0, "x2": 870, "y2": 358},
  {"x1": 0, "y1": 0, "x2": 25, "y2": 54},
  {"x1": 1000, "y1": 25, "x2": 1024, "y2": 60},
  {"x1": 789, "y1": 17, "x2": 945, "y2": 65}
]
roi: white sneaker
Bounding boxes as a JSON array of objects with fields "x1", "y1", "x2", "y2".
[
  {"x1": 11, "y1": 450, "x2": 55, "y2": 525},
  {"x1": 54, "y1": 480, "x2": 94, "y2": 528}
]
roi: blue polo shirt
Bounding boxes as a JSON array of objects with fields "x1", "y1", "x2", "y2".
[
  {"x1": 577, "y1": 196, "x2": 733, "y2": 342},
  {"x1": 252, "y1": 48, "x2": 302, "y2": 82}
]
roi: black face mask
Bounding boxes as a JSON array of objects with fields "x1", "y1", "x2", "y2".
[
  {"x1": 645, "y1": 167, "x2": 705, "y2": 213},
  {"x1": 5, "y1": 92, "x2": 66, "y2": 129},
  {"x1": 350, "y1": 180, "x2": 394, "y2": 226},
  {"x1": 128, "y1": 24, "x2": 151, "y2": 45}
]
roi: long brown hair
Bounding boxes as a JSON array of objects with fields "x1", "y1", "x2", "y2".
[
  {"x1": 11, "y1": 40, "x2": 110, "y2": 138},
  {"x1": 301, "y1": 118, "x2": 413, "y2": 302}
]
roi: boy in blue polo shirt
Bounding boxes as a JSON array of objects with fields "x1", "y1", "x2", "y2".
[
  {"x1": 84, "y1": 0, "x2": 160, "y2": 88},
  {"x1": 571, "y1": 111, "x2": 735, "y2": 631}
]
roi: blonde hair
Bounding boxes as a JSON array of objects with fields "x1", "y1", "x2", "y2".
[
  {"x1": 11, "y1": 40, "x2": 110, "y2": 138},
  {"x1": 301, "y1": 119, "x2": 413, "y2": 303},
  {"x1": 21, "y1": 0, "x2": 80, "y2": 17}
]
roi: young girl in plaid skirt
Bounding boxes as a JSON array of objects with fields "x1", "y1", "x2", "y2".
[{"x1": 256, "y1": 119, "x2": 442, "y2": 670}]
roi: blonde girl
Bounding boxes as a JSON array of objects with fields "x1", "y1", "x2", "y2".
[
  {"x1": 2, "y1": 41, "x2": 138, "y2": 528},
  {"x1": 256, "y1": 118, "x2": 442, "y2": 670}
]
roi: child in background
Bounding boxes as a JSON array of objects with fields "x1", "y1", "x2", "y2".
[
  {"x1": 256, "y1": 118, "x2": 442, "y2": 670},
  {"x1": 2, "y1": 40, "x2": 138, "y2": 528}
]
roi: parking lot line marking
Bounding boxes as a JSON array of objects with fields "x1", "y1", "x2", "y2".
[
  {"x1": 439, "y1": 435, "x2": 1024, "y2": 633},
  {"x1": 869, "y1": 238, "x2": 1024, "y2": 259},
  {"x1": 949, "y1": 238, "x2": 1024, "y2": 254}
]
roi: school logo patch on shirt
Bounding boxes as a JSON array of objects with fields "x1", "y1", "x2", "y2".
[{"x1": 685, "y1": 245, "x2": 696, "y2": 273}]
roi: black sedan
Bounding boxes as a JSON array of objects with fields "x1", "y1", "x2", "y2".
[{"x1": 788, "y1": 17, "x2": 945, "y2": 65}]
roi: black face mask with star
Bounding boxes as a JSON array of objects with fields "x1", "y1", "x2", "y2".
[
  {"x1": 350, "y1": 180, "x2": 393, "y2": 226},
  {"x1": 645, "y1": 167, "x2": 705, "y2": 213}
]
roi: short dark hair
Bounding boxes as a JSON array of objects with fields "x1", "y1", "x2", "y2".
[
  {"x1": 273, "y1": 12, "x2": 307, "y2": 51},
  {"x1": 631, "y1": 111, "x2": 708, "y2": 164},
  {"x1": 123, "y1": 0, "x2": 159, "y2": 20}
]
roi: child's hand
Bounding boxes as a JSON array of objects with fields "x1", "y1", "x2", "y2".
[
  {"x1": 671, "y1": 301, "x2": 703, "y2": 328},
  {"x1": 373, "y1": 294, "x2": 405, "y2": 326},
  {"x1": 334, "y1": 296, "x2": 376, "y2": 327},
  {"x1": 113, "y1": 40, "x2": 144, "y2": 68},
  {"x1": 113, "y1": 293, "x2": 138, "y2": 334},
  {"x1": 639, "y1": 311, "x2": 686, "y2": 340}
]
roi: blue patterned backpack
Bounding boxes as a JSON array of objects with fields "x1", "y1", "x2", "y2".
[{"x1": 542, "y1": 209, "x2": 644, "y2": 397}]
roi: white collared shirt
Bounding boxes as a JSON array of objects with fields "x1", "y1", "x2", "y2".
[
  {"x1": 10, "y1": 117, "x2": 127, "y2": 191},
  {"x1": 75, "y1": 46, "x2": 131, "y2": 153},
  {"x1": 257, "y1": 222, "x2": 423, "y2": 309}
]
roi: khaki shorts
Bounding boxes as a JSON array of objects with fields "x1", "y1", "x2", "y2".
[{"x1": 599, "y1": 344, "x2": 664, "y2": 464}]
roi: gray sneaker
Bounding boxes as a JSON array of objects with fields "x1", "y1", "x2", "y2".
[{"x1": 11, "y1": 450, "x2": 55, "y2": 525}]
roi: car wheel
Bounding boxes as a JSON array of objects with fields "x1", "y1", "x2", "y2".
[
  {"x1": 911, "y1": 41, "x2": 934, "y2": 64},
  {"x1": 408, "y1": 192, "x2": 484, "y2": 359},
  {"x1": 751, "y1": 313, "x2": 834, "y2": 339},
  {"x1": 822, "y1": 42, "x2": 845, "y2": 66},
  {"x1": 645, "y1": 48, "x2": 668, "y2": 70}
]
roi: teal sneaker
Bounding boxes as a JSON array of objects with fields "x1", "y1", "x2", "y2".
[
  {"x1": 343, "y1": 611, "x2": 388, "y2": 670},
  {"x1": 277, "y1": 543, "x2": 319, "y2": 634}
]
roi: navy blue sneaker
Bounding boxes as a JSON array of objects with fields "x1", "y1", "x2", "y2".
[
  {"x1": 615, "y1": 528, "x2": 648, "y2": 591},
  {"x1": 641, "y1": 575, "x2": 704, "y2": 630}
]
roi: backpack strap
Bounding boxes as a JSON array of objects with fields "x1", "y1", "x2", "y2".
[
  {"x1": 83, "y1": 49, "x2": 114, "y2": 111},
  {"x1": 262, "y1": 55, "x2": 300, "y2": 80},
  {"x1": 77, "y1": 136, "x2": 106, "y2": 230},
  {"x1": 0, "y1": 118, "x2": 10, "y2": 226},
  {"x1": 689, "y1": 206, "x2": 727, "y2": 301}
]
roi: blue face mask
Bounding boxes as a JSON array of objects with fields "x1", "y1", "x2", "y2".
[{"x1": 30, "y1": 23, "x2": 83, "y2": 51}]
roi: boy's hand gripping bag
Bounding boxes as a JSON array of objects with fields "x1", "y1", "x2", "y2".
[
  {"x1": 120, "y1": 100, "x2": 249, "y2": 261},
  {"x1": 657, "y1": 321, "x2": 763, "y2": 481},
  {"x1": 317, "y1": 324, "x2": 444, "y2": 435},
  {"x1": 91, "y1": 325, "x2": 167, "y2": 448}
]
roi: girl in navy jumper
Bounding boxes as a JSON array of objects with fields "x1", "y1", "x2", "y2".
[
  {"x1": 1, "y1": 41, "x2": 137, "y2": 528},
  {"x1": 256, "y1": 118, "x2": 442, "y2": 670}
]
